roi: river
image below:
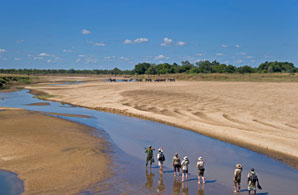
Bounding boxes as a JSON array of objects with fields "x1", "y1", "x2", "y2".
[{"x1": 0, "y1": 89, "x2": 297, "y2": 195}]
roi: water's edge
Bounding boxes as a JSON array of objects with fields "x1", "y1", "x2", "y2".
[{"x1": 28, "y1": 88, "x2": 298, "y2": 170}]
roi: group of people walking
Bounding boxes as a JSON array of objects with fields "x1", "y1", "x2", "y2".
[{"x1": 145, "y1": 145, "x2": 262, "y2": 195}]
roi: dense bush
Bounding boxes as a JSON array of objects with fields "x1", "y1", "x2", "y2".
[{"x1": 0, "y1": 61, "x2": 296, "y2": 75}]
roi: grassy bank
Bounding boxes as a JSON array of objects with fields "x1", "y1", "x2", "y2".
[
  {"x1": 132, "y1": 73, "x2": 298, "y2": 82},
  {"x1": 0, "y1": 75, "x2": 37, "y2": 89}
]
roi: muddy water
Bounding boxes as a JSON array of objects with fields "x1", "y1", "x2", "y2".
[
  {"x1": 0, "y1": 170, "x2": 24, "y2": 195},
  {"x1": 1, "y1": 90, "x2": 298, "y2": 195}
]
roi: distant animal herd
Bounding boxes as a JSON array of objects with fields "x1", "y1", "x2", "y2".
[{"x1": 107, "y1": 78, "x2": 176, "y2": 82}]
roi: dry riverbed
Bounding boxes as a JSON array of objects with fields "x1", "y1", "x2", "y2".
[
  {"x1": 26, "y1": 78, "x2": 298, "y2": 168},
  {"x1": 0, "y1": 107, "x2": 111, "y2": 194}
]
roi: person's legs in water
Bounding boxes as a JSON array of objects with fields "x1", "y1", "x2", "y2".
[
  {"x1": 198, "y1": 175, "x2": 201, "y2": 184},
  {"x1": 158, "y1": 161, "x2": 163, "y2": 174},
  {"x1": 149, "y1": 158, "x2": 153, "y2": 167},
  {"x1": 186, "y1": 171, "x2": 188, "y2": 181},
  {"x1": 202, "y1": 176, "x2": 205, "y2": 184},
  {"x1": 182, "y1": 172, "x2": 185, "y2": 181},
  {"x1": 174, "y1": 165, "x2": 177, "y2": 177}
]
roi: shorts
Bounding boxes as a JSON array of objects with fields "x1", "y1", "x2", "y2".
[
  {"x1": 234, "y1": 178, "x2": 241, "y2": 184},
  {"x1": 174, "y1": 165, "x2": 180, "y2": 172},
  {"x1": 248, "y1": 182, "x2": 256, "y2": 191},
  {"x1": 198, "y1": 169, "x2": 205, "y2": 176},
  {"x1": 158, "y1": 160, "x2": 163, "y2": 166},
  {"x1": 182, "y1": 169, "x2": 188, "y2": 174}
]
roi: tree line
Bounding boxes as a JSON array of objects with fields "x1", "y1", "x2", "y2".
[{"x1": 0, "y1": 61, "x2": 296, "y2": 75}]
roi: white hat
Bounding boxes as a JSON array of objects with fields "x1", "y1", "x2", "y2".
[
  {"x1": 184, "y1": 156, "x2": 188, "y2": 160},
  {"x1": 198, "y1": 156, "x2": 203, "y2": 161}
]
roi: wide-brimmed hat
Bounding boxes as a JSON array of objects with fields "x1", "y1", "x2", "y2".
[
  {"x1": 184, "y1": 156, "x2": 188, "y2": 160},
  {"x1": 198, "y1": 156, "x2": 203, "y2": 161},
  {"x1": 236, "y1": 164, "x2": 242, "y2": 168},
  {"x1": 158, "y1": 148, "x2": 163, "y2": 152}
]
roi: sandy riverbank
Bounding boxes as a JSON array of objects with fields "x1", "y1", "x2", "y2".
[
  {"x1": 26, "y1": 78, "x2": 298, "y2": 168},
  {"x1": 0, "y1": 108, "x2": 111, "y2": 194}
]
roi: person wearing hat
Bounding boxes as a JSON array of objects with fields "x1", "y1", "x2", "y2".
[
  {"x1": 196, "y1": 157, "x2": 205, "y2": 184},
  {"x1": 145, "y1": 145, "x2": 155, "y2": 168},
  {"x1": 181, "y1": 156, "x2": 190, "y2": 182},
  {"x1": 157, "y1": 148, "x2": 165, "y2": 173},
  {"x1": 247, "y1": 168, "x2": 261, "y2": 195},
  {"x1": 233, "y1": 164, "x2": 243, "y2": 192},
  {"x1": 172, "y1": 153, "x2": 181, "y2": 177}
]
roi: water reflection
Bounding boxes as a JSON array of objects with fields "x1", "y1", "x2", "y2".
[
  {"x1": 182, "y1": 182, "x2": 189, "y2": 195},
  {"x1": 145, "y1": 168, "x2": 155, "y2": 190},
  {"x1": 197, "y1": 183, "x2": 205, "y2": 195},
  {"x1": 157, "y1": 173, "x2": 165, "y2": 194},
  {"x1": 172, "y1": 177, "x2": 182, "y2": 194}
]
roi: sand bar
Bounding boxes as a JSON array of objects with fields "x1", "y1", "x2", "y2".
[
  {"x1": 0, "y1": 108, "x2": 111, "y2": 194},
  {"x1": 26, "y1": 79, "x2": 298, "y2": 168}
]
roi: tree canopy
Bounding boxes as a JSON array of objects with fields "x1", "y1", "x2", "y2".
[{"x1": 0, "y1": 61, "x2": 296, "y2": 75}]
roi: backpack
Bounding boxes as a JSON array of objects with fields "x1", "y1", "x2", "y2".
[
  {"x1": 197, "y1": 161, "x2": 204, "y2": 170},
  {"x1": 158, "y1": 153, "x2": 165, "y2": 161},
  {"x1": 249, "y1": 172, "x2": 257, "y2": 183}
]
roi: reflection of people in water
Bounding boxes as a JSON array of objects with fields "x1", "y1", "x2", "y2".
[
  {"x1": 197, "y1": 183, "x2": 205, "y2": 195},
  {"x1": 182, "y1": 181, "x2": 189, "y2": 195},
  {"x1": 157, "y1": 172, "x2": 165, "y2": 194},
  {"x1": 172, "y1": 177, "x2": 182, "y2": 194},
  {"x1": 145, "y1": 168, "x2": 155, "y2": 190}
]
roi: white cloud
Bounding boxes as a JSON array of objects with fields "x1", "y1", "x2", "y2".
[
  {"x1": 177, "y1": 41, "x2": 186, "y2": 46},
  {"x1": 63, "y1": 49, "x2": 73, "y2": 53},
  {"x1": 86, "y1": 57, "x2": 98, "y2": 63},
  {"x1": 47, "y1": 59, "x2": 52, "y2": 63},
  {"x1": 161, "y1": 37, "x2": 173, "y2": 46},
  {"x1": 82, "y1": 29, "x2": 91, "y2": 35},
  {"x1": 14, "y1": 58, "x2": 21, "y2": 61},
  {"x1": 134, "y1": 38, "x2": 149, "y2": 43},
  {"x1": 221, "y1": 44, "x2": 228, "y2": 48},
  {"x1": 124, "y1": 38, "x2": 149, "y2": 44},
  {"x1": 76, "y1": 58, "x2": 81, "y2": 62},
  {"x1": 93, "y1": 42, "x2": 105, "y2": 46},
  {"x1": 239, "y1": 52, "x2": 247, "y2": 56},
  {"x1": 0, "y1": 49, "x2": 7, "y2": 53},
  {"x1": 196, "y1": 53, "x2": 205, "y2": 57},
  {"x1": 235, "y1": 44, "x2": 240, "y2": 48},
  {"x1": 39, "y1": 52, "x2": 49, "y2": 57},
  {"x1": 33, "y1": 57, "x2": 43, "y2": 60},
  {"x1": 104, "y1": 56, "x2": 116, "y2": 61},
  {"x1": 120, "y1": 56, "x2": 129, "y2": 61},
  {"x1": 78, "y1": 54, "x2": 86, "y2": 58},
  {"x1": 16, "y1": 40, "x2": 24, "y2": 43},
  {"x1": 246, "y1": 56, "x2": 254, "y2": 59},
  {"x1": 155, "y1": 54, "x2": 169, "y2": 60},
  {"x1": 236, "y1": 60, "x2": 243, "y2": 63},
  {"x1": 216, "y1": 53, "x2": 224, "y2": 56},
  {"x1": 123, "y1": 39, "x2": 133, "y2": 44}
]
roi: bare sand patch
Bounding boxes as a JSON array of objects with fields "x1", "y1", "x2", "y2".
[
  {"x1": 0, "y1": 108, "x2": 111, "y2": 195},
  {"x1": 26, "y1": 79, "x2": 298, "y2": 168}
]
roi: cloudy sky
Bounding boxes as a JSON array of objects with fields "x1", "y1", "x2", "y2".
[{"x1": 0, "y1": 0, "x2": 297, "y2": 70}]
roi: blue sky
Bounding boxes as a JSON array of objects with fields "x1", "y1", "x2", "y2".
[{"x1": 0, "y1": 0, "x2": 297, "y2": 70}]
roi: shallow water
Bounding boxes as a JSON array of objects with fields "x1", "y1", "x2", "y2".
[
  {"x1": 0, "y1": 170, "x2": 24, "y2": 195},
  {"x1": 0, "y1": 89, "x2": 298, "y2": 195}
]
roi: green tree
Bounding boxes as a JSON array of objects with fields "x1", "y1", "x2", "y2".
[{"x1": 133, "y1": 63, "x2": 151, "y2": 74}]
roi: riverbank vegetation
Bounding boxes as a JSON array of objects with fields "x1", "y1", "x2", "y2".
[
  {"x1": 0, "y1": 75, "x2": 35, "y2": 89},
  {"x1": 1, "y1": 61, "x2": 298, "y2": 82},
  {"x1": 0, "y1": 61, "x2": 296, "y2": 76}
]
